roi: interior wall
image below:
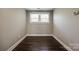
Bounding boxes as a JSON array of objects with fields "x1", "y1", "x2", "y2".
[
  {"x1": 53, "y1": 8, "x2": 79, "y2": 50},
  {"x1": 0, "y1": 8, "x2": 27, "y2": 50},
  {"x1": 26, "y1": 11, "x2": 53, "y2": 34}
]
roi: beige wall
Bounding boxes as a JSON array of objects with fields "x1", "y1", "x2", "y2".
[
  {"x1": 53, "y1": 8, "x2": 79, "y2": 50},
  {"x1": 26, "y1": 11, "x2": 53, "y2": 34},
  {"x1": 0, "y1": 8, "x2": 27, "y2": 50}
]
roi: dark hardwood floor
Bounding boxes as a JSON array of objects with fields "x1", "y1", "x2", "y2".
[{"x1": 13, "y1": 36, "x2": 67, "y2": 51}]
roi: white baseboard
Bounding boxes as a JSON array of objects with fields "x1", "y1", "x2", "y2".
[
  {"x1": 27, "y1": 34, "x2": 72, "y2": 51},
  {"x1": 7, "y1": 34, "x2": 72, "y2": 51},
  {"x1": 7, "y1": 34, "x2": 27, "y2": 51},
  {"x1": 52, "y1": 34, "x2": 72, "y2": 51},
  {"x1": 27, "y1": 34, "x2": 53, "y2": 36},
  {"x1": 7, "y1": 34, "x2": 52, "y2": 51}
]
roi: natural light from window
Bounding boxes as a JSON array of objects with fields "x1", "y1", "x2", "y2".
[{"x1": 30, "y1": 12, "x2": 49, "y2": 23}]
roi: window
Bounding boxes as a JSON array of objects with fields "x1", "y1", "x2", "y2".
[
  {"x1": 40, "y1": 14, "x2": 49, "y2": 22},
  {"x1": 30, "y1": 12, "x2": 49, "y2": 23},
  {"x1": 30, "y1": 14, "x2": 39, "y2": 22}
]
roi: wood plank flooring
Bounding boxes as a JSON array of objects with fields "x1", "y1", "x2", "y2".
[{"x1": 13, "y1": 36, "x2": 67, "y2": 51}]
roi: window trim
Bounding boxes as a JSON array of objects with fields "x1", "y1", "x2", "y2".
[{"x1": 30, "y1": 12, "x2": 49, "y2": 23}]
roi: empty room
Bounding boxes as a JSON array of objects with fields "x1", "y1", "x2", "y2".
[{"x1": 0, "y1": 8, "x2": 79, "y2": 51}]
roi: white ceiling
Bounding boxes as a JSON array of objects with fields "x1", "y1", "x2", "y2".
[{"x1": 25, "y1": 8, "x2": 54, "y2": 11}]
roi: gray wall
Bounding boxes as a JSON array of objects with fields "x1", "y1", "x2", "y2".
[
  {"x1": 53, "y1": 8, "x2": 79, "y2": 50},
  {"x1": 0, "y1": 8, "x2": 27, "y2": 50},
  {"x1": 26, "y1": 11, "x2": 53, "y2": 34}
]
